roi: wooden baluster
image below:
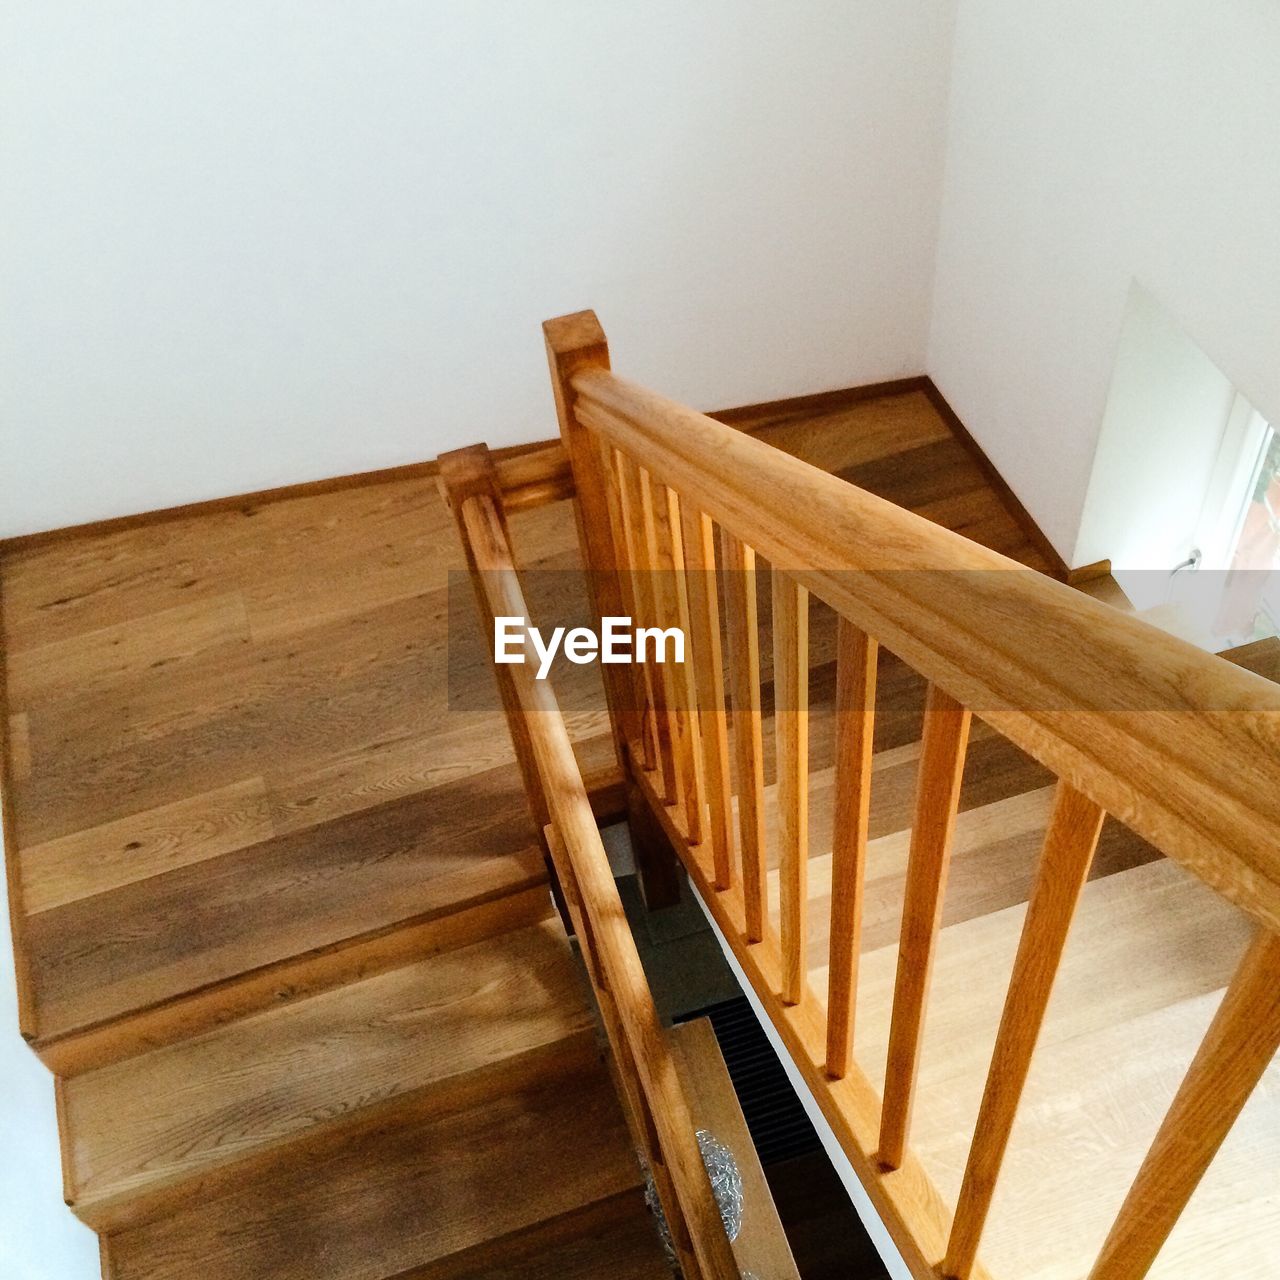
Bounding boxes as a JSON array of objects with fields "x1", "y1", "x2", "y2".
[
  {"x1": 773, "y1": 573, "x2": 809, "y2": 1005},
  {"x1": 826, "y1": 618, "x2": 878, "y2": 1078},
  {"x1": 617, "y1": 454, "x2": 679, "y2": 803},
  {"x1": 662, "y1": 487, "x2": 708, "y2": 846},
  {"x1": 1086, "y1": 927, "x2": 1280, "y2": 1280},
  {"x1": 598, "y1": 438, "x2": 652, "y2": 766},
  {"x1": 606, "y1": 446, "x2": 656, "y2": 772},
  {"x1": 549, "y1": 832, "x2": 700, "y2": 1277},
  {"x1": 722, "y1": 532, "x2": 768, "y2": 943},
  {"x1": 679, "y1": 503, "x2": 735, "y2": 891},
  {"x1": 640, "y1": 467, "x2": 704, "y2": 841},
  {"x1": 879, "y1": 684, "x2": 971, "y2": 1169},
  {"x1": 943, "y1": 783, "x2": 1106, "y2": 1278},
  {"x1": 613, "y1": 447, "x2": 661, "y2": 773}
]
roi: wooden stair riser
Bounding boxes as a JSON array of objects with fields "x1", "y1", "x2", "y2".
[
  {"x1": 61, "y1": 918, "x2": 594, "y2": 1232},
  {"x1": 36, "y1": 878, "x2": 552, "y2": 1076},
  {"x1": 99, "y1": 1064, "x2": 646, "y2": 1280},
  {"x1": 69, "y1": 1029, "x2": 600, "y2": 1234}
]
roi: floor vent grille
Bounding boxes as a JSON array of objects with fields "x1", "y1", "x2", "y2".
[{"x1": 676, "y1": 995, "x2": 821, "y2": 1166}]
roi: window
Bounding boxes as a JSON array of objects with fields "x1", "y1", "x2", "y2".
[{"x1": 1190, "y1": 395, "x2": 1279, "y2": 643}]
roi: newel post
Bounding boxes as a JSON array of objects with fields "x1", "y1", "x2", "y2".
[
  {"x1": 543, "y1": 311, "x2": 681, "y2": 906},
  {"x1": 543, "y1": 312, "x2": 629, "y2": 764}
]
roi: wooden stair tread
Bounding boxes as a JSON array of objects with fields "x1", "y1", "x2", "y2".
[
  {"x1": 24, "y1": 775, "x2": 548, "y2": 1048},
  {"x1": 63, "y1": 919, "x2": 593, "y2": 1230},
  {"x1": 801, "y1": 857, "x2": 1269, "y2": 1280},
  {"x1": 771, "y1": 781, "x2": 1163, "y2": 960},
  {"x1": 411, "y1": 1192, "x2": 671, "y2": 1280},
  {"x1": 101, "y1": 1063, "x2": 645, "y2": 1280}
]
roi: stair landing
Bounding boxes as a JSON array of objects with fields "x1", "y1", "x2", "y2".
[{"x1": 0, "y1": 385, "x2": 1046, "y2": 1060}]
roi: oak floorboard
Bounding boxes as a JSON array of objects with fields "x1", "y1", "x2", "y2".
[
  {"x1": 409, "y1": 1193, "x2": 671, "y2": 1280},
  {"x1": 26, "y1": 765, "x2": 545, "y2": 1040},
  {"x1": 803, "y1": 859, "x2": 1268, "y2": 1280},
  {"x1": 6, "y1": 592, "x2": 251, "y2": 708},
  {"x1": 101, "y1": 1063, "x2": 645, "y2": 1280},
  {"x1": 63, "y1": 919, "x2": 594, "y2": 1228},
  {"x1": 21, "y1": 776, "x2": 274, "y2": 913},
  {"x1": 0, "y1": 386, "x2": 1058, "y2": 1045}
]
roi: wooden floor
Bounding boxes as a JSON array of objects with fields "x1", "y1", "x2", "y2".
[
  {"x1": 0, "y1": 386, "x2": 1049, "y2": 1063},
  {"x1": 4, "y1": 386, "x2": 1273, "y2": 1278},
  {"x1": 760, "y1": 720, "x2": 1277, "y2": 1280}
]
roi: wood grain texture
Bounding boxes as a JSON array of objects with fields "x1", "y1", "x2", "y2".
[
  {"x1": 43, "y1": 884, "x2": 555, "y2": 1079},
  {"x1": 438, "y1": 445, "x2": 552, "y2": 833},
  {"x1": 629, "y1": 761, "x2": 994, "y2": 1280},
  {"x1": 21, "y1": 777, "x2": 273, "y2": 914},
  {"x1": 679, "y1": 505, "x2": 734, "y2": 890},
  {"x1": 63, "y1": 920, "x2": 594, "y2": 1231},
  {"x1": 1087, "y1": 927, "x2": 1280, "y2": 1280},
  {"x1": 943, "y1": 782, "x2": 1105, "y2": 1278},
  {"x1": 0, "y1": 459, "x2": 582, "y2": 1051},
  {"x1": 400, "y1": 1190, "x2": 670, "y2": 1280},
  {"x1": 618, "y1": 453, "x2": 679, "y2": 803},
  {"x1": 543, "y1": 310, "x2": 629, "y2": 770},
  {"x1": 671, "y1": 1018, "x2": 801, "y2": 1280},
  {"x1": 7, "y1": 593, "x2": 250, "y2": 707},
  {"x1": 599, "y1": 441, "x2": 654, "y2": 767},
  {"x1": 722, "y1": 533, "x2": 768, "y2": 943},
  {"x1": 879, "y1": 683, "x2": 971, "y2": 1170},
  {"x1": 462, "y1": 490, "x2": 741, "y2": 1280},
  {"x1": 640, "y1": 468, "x2": 704, "y2": 835},
  {"x1": 654, "y1": 481, "x2": 707, "y2": 844},
  {"x1": 26, "y1": 768, "x2": 549, "y2": 1047},
  {"x1": 805, "y1": 855, "x2": 1265, "y2": 1280},
  {"x1": 773, "y1": 573, "x2": 809, "y2": 1006},
  {"x1": 826, "y1": 619, "x2": 877, "y2": 1078},
  {"x1": 0, "y1": 365, "x2": 1063, "y2": 1051},
  {"x1": 573, "y1": 359, "x2": 1280, "y2": 932},
  {"x1": 101, "y1": 1064, "x2": 645, "y2": 1280}
]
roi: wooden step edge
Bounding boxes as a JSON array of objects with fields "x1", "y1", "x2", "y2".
[
  {"x1": 76, "y1": 1025, "x2": 602, "y2": 1235},
  {"x1": 38, "y1": 877, "x2": 552, "y2": 1077},
  {"x1": 381, "y1": 1187, "x2": 661, "y2": 1280},
  {"x1": 97, "y1": 1052, "x2": 638, "y2": 1280},
  {"x1": 670, "y1": 1017, "x2": 802, "y2": 1280}
]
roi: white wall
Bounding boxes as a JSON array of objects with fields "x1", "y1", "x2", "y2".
[
  {"x1": 0, "y1": 0, "x2": 957, "y2": 538},
  {"x1": 0, "y1": 789, "x2": 100, "y2": 1279},
  {"x1": 1075, "y1": 284, "x2": 1236, "y2": 583},
  {"x1": 928, "y1": 0, "x2": 1280, "y2": 563}
]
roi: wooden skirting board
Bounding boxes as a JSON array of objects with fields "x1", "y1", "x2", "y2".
[
  {"x1": 0, "y1": 377, "x2": 1071, "y2": 580},
  {"x1": 918, "y1": 380, "x2": 1070, "y2": 580}
]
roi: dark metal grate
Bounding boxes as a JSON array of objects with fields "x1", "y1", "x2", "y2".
[{"x1": 676, "y1": 995, "x2": 822, "y2": 1165}]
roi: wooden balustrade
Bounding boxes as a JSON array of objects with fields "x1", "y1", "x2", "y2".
[
  {"x1": 679, "y1": 503, "x2": 735, "y2": 890},
  {"x1": 458, "y1": 486, "x2": 740, "y2": 1280},
  {"x1": 568, "y1": 352, "x2": 1280, "y2": 935},
  {"x1": 533, "y1": 310, "x2": 1280, "y2": 1280}
]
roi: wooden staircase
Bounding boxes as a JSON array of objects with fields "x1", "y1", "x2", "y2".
[
  {"x1": 1, "y1": 334, "x2": 805, "y2": 1276},
  {"x1": 52, "y1": 890, "x2": 671, "y2": 1278},
  {"x1": 5, "y1": 305, "x2": 1279, "y2": 1279}
]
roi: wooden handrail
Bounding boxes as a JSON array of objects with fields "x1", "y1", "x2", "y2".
[
  {"x1": 457, "y1": 490, "x2": 741, "y2": 1280},
  {"x1": 531, "y1": 309, "x2": 1280, "y2": 1280},
  {"x1": 570, "y1": 364, "x2": 1280, "y2": 933}
]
